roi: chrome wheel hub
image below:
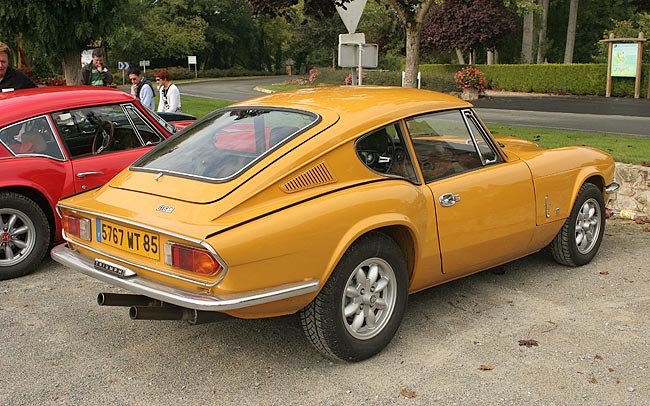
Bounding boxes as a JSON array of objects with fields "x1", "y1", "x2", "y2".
[{"x1": 342, "y1": 258, "x2": 397, "y2": 340}]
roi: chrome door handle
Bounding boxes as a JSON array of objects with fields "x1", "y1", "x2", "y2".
[
  {"x1": 439, "y1": 193, "x2": 461, "y2": 207},
  {"x1": 77, "y1": 171, "x2": 104, "y2": 178}
]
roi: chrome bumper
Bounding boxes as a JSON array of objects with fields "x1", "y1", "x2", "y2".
[{"x1": 51, "y1": 244, "x2": 320, "y2": 312}]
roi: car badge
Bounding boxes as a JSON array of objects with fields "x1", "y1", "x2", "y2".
[
  {"x1": 154, "y1": 172, "x2": 164, "y2": 181},
  {"x1": 156, "y1": 204, "x2": 175, "y2": 213}
]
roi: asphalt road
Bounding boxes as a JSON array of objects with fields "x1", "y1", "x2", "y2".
[{"x1": 179, "y1": 78, "x2": 650, "y2": 136}]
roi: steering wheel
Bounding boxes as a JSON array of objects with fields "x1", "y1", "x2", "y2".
[
  {"x1": 358, "y1": 130, "x2": 397, "y2": 174},
  {"x1": 91, "y1": 121, "x2": 115, "y2": 155}
]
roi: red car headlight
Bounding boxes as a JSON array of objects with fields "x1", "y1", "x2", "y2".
[{"x1": 164, "y1": 242, "x2": 222, "y2": 276}]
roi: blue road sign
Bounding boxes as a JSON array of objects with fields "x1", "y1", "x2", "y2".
[{"x1": 118, "y1": 61, "x2": 130, "y2": 71}]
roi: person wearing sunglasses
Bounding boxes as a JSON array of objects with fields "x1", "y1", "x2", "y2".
[
  {"x1": 128, "y1": 67, "x2": 155, "y2": 111},
  {"x1": 154, "y1": 69, "x2": 181, "y2": 113}
]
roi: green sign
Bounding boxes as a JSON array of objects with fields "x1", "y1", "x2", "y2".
[{"x1": 611, "y1": 43, "x2": 638, "y2": 77}]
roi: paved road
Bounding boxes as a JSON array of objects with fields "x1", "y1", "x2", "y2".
[
  {"x1": 473, "y1": 93, "x2": 650, "y2": 137},
  {"x1": 178, "y1": 78, "x2": 650, "y2": 136}
]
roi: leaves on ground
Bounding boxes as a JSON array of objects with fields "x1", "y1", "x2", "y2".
[
  {"x1": 400, "y1": 388, "x2": 417, "y2": 399},
  {"x1": 518, "y1": 339, "x2": 539, "y2": 347}
]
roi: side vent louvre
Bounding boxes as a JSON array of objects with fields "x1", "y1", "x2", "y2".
[{"x1": 280, "y1": 161, "x2": 336, "y2": 193}]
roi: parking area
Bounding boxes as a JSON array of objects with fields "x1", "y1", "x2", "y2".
[{"x1": 1, "y1": 220, "x2": 648, "y2": 405}]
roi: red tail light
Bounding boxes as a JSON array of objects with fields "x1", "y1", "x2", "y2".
[
  {"x1": 164, "y1": 242, "x2": 221, "y2": 276},
  {"x1": 61, "y1": 215, "x2": 91, "y2": 241}
]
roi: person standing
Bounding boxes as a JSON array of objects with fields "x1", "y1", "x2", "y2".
[
  {"x1": 128, "y1": 67, "x2": 155, "y2": 110},
  {"x1": 0, "y1": 42, "x2": 37, "y2": 91},
  {"x1": 155, "y1": 69, "x2": 181, "y2": 113},
  {"x1": 81, "y1": 48, "x2": 113, "y2": 86}
]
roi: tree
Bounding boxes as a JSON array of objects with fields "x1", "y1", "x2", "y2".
[
  {"x1": 248, "y1": 0, "x2": 438, "y2": 88},
  {"x1": 563, "y1": 0, "x2": 579, "y2": 63},
  {"x1": 1, "y1": 0, "x2": 123, "y2": 84},
  {"x1": 422, "y1": 0, "x2": 516, "y2": 64}
]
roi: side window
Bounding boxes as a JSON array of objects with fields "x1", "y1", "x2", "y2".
[
  {"x1": 124, "y1": 105, "x2": 166, "y2": 146},
  {"x1": 405, "y1": 110, "x2": 488, "y2": 183},
  {"x1": 0, "y1": 116, "x2": 64, "y2": 159},
  {"x1": 355, "y1": 123, "x2": 418, "y2": 183},
  {"x1": 52, "y1": 105, "x2": 145, "y2": 159}
]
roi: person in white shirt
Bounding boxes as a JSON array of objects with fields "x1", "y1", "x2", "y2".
[{"x1": 154, "y1": 69, "x2": 181, "y2": 113}]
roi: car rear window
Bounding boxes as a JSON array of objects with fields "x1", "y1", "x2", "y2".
[{"x1": 133, "y1": 108, "x2": 318, "y2": 181}]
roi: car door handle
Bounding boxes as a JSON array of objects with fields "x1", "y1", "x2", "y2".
[
  {"x1": 77, "y1": 171, "x2": 104, "y2": 178},
  {"x1": 439, "y1": 193, "x2": 461, "y2": 207}
]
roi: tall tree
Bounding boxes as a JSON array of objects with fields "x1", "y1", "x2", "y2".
[
  {"x1": 563, "y1": 0, "x2": 579, "y2": 63},
  {"x1": 536, "y1": 0, "x2": 549, "y2": 64},
  {"x1": 520, "y1": 0, "x2": 535, "y2": 63},
  {"x1": 1, "y1": 0, "x2": 123, "y2": 84}
]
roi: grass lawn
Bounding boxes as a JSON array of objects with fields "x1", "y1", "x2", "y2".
[
  {"x1": 488, "y1": 125, "x2": 648, "y2": 165},
  {"x1": 178, "y1": 93, "x2": 648, "y2": 166}
]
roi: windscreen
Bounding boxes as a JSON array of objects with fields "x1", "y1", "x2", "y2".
[{"x1": 133, "y1": 108, "x2": 318, "y2": 181}]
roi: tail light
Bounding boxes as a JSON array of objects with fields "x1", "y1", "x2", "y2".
[
  {"x1": 164, "y1": 242, "x2": 222, "y2": 276},
  {"x1": 62, "y1": 214, "x2": 92, "y2": 241}
]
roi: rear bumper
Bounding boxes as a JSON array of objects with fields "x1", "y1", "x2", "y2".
[{"x1": 51, "y1": 244, "x2": 320, "y2": 312}]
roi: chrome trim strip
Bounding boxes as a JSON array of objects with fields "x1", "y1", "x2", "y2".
[
  {"x1": 56, "y1": 203, "x2": 228, "y2": 286},
  {"x1": 605, "y1": 182, "x2": 620, "y2": 194},
  {"x1": 51, "y1": 244, "x2": 320, "y2": 312}
]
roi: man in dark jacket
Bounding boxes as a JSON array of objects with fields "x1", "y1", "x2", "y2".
[
  {"x1": 81, "y1": 48, "x2": 113, "y2": 86},
  {"x1": 0, "y1": 42, "x2": 37, "y2": 91},
  {"x1": 128, "y1": 67, "x2": 155, "y2": 110}
]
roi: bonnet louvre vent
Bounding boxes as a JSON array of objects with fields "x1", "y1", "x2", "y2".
[{"x1": 280, "y1": 161, "x2": 336, "y2": 193}]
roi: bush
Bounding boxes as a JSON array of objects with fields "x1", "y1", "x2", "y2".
[{"x1": 421, "y1": 63, "x2": 649, "y2": 97}]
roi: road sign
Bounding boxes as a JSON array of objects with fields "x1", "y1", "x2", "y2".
[
  {"x1": 118, "y1": 61, "x2": 130, "y2": 71},
  {"x1": 139, "y1": 60, "x2": 150, "y2": 67},
  {"x1": 336, "y1": 0, "x2": 367, "y2": 34},
  {"x1": 338, "y1": 43, "x2": 378, "y2": 68}
]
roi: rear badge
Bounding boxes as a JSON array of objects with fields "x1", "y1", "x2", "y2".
[
  {"x1": 94, "y1": 259, "x2": 136, "y2": 278},
  {"x1": 156, "y1": 204, "x2": 175, "y2": 213}
]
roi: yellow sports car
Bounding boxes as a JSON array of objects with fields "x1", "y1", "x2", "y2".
[{"x1": 52, "y1": 87, "x2": 618, "y2": 362}]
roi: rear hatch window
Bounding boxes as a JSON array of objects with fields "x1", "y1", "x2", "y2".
[{"x1": 133, "y1": 108, "x2": 319, "y2": 182}]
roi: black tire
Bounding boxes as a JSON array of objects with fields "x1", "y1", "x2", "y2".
[
  {"x1": 0, "y1": 192, "x2": 50, "y2": 280},
  {"x1": 551, "y1": 183, "x2": 605, "y2": 267},
  {"x1": 299, "y1": 232, "x2": 408, "y2": 362}
]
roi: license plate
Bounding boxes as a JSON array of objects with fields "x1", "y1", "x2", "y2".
[{"x1": 96, "y1": 219, "x2": 160, "y2": 260}]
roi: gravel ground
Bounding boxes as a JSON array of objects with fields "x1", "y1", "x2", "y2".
[{"x1": 1, "y1": 219, "x2": 648, "y2": 405}]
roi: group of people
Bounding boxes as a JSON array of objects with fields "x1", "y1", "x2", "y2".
[
  {"x1": 0, "y1": 43, "x2": 181, "y2": 113},
  {"x1": 81, "y1": 49, "x2": 182, "y2": 113}
]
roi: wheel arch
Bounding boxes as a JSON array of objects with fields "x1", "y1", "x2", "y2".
[
  {"x1": 346, "y1": 225, "x2": 416, "y2": 286},
  {"x1": 0, "y1": 186, "x2": 57, "y2": 248}
]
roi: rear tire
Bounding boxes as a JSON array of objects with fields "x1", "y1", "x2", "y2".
[
  {"x1": 300, "y1": 232, "x2": 408, "y2": 362},
  {"x1": 551, "y1": 183, "x2": 605, "y2": 266},
  {"x1": 0, "y1": 192, "x2": 50, "y2": 280}
]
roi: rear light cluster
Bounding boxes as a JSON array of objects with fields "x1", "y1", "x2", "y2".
[
  {"x1": 62, "y1": 214, "x2": 92, "y2": 241},
  {"x1": 164, "y1": 242, "x2": 222, "y2": 276}
]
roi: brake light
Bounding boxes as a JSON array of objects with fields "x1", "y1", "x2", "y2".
[
  {"x1": 164, "y1": 242, "x2": 222, "y2": 276},
  {"x1": 62, "y1": 214, "x2": 91, "y2": 241}
]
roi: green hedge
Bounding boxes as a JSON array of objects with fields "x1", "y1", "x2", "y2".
[{"x1": 420, "y1": 63, "x2": 650, "y2": 97}]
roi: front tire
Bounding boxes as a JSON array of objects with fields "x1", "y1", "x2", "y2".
[
  {"x1": 551, "y1": 183, "x2": 605, "y2": 266},
  {"x1": 0, "y1": 192, "x2": 50, "y2": 280},
  {"x1": 300, "y1": 232, "x2": 408, "y2": 362}
]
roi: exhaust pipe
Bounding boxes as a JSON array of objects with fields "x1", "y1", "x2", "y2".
[
  {"x1": 129, "y1": 305, "x2": 230, "y2": 325},
  {"x1": 97, "y1": 292, "x2": 162, "y2": 307},
  {"x1": 97, "y1": 292, "x2": 229, "y2": 325}
]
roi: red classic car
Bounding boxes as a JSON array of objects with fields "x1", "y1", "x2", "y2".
[{"x1": 0, "y1": 86, "x2": 193, "y2": 280}]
